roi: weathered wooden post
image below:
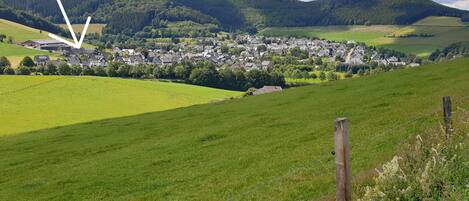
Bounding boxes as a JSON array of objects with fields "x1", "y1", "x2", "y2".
[
  {"x1": 443, "y1": 96, "x2": 452, "y2": 137},
  {"x1": 334, "y1": 118, "x2": 351, "y2": 201}
]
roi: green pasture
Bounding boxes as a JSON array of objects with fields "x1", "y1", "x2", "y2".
[
  {"x1": 0, "y1": 76, "x2": 241, "y2": 136},
  {"x1": 0, "y1": 58, "x2": 468, "y2": 200}
]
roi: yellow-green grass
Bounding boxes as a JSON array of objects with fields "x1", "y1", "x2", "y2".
[
  {"x1": 0, "y1": 58, "x2": 468, "y2": 200},
  {"x1": 260, "y1": 16, "x2": 469, "y2": 57},
  {"x1": 0, "y1": 43, "x2": 56, "y2": 67},
  {"x1": 59, "y1": 24, "x2": 106, "y2": 35},
  {"x1": 285, "y1": 71, "x2": 347, "y2": 84},
  {"x1": 413, "y1": 16, "x2": 466, "y2": 26},
  {"x1": 0, "y1": 19, "x2": 49, "y2": 42},
  {"x1": 260, "y1": 25, "x2": 400, "y2": 44},
  {"x1": 0, "y1": 76, "x2": 241, "y2": 136}
]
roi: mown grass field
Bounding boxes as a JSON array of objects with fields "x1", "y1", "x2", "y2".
[
  {"x1": 58, "y1": 24, "x2": 106, "y2": 35},
  {"x1": 260, "y1": 16, "x2": 469, "y2": 57},
  {"x1": 0, "y1": 76, "x2": 241, "y2": 136},
  {"x1": 0, "y1": 58, "x2": 468, "y2": 200}
]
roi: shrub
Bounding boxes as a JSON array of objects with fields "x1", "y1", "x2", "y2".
[
  {"x1": 3, "y1": 67, "x2": 15, "y2": 75},
  {"x1": 15, "y1": 66, "x2": 31, "y2": 75},
  {"x1": 244, "y1": 87, "x2": 257, "y2": 97},
  {"x1": 0, "y1": 56, "x2": 11, "y2": 68},
  {"x1": 20, "y1": 56, "x2": 35, "y2": 67}
]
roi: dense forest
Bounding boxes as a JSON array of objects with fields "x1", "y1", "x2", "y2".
[
  {"x1": 0, "y1": 3, "x2": 65, "y2": 35},
  {"x1": 2, "y1": 0, "x2": 467, "y2": 36}
]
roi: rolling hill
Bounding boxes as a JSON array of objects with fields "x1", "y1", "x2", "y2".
[
  {"x1": 0, "y1": 58, "x2": 468, "y2": 200},
  {"x1": 2, "y1": 0, "x2": 467, "y2": 35},
  {"x1": 260, "y1": 16, "x2": 469, "y2": 57},
  {"x1": 0, "y1": 76, "x2": 241, "y2": 136},
  {"x1": 0, "y1": 2, "x2": 64, "y2": 35}
]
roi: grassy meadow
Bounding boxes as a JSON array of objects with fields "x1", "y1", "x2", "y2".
[
  {"x1": 58, "y1": 24, "x2": 106, "y2": 35},
  {"x1": 260, "y1": 16, "x2": 469, "y2": 57},
  {"x1": 0, "y1": 76, "x2": 241, "y2": 136},
  {"x1": 0, "y1": 58, "x2": 468, "y2": 200}
]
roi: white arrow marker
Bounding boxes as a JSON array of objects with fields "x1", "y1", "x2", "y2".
[{"x1": 48, "y1": 0, "x2": 91, "y2": 49}]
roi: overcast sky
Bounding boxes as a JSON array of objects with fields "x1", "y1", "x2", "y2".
[
  {"x1": 298, "y1": 0, "x2": 469, "y2": 11},
  {"x1": 434, "y1": 0, "x2": 469, "y2": 10}
]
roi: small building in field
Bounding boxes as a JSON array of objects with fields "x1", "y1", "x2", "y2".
[
  {"x1": 21, "y1": 39, "x2": 69, "y2": 51},
  {"x1": 33, "y1": 55, "x2": 50, "y2": 66},
  {"x1": 253, "y1": 86, "x2": 283, "y2": 96}
]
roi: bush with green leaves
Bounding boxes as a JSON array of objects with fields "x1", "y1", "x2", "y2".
[
  {"x1": 19, "y1": 56, "x2": 35, "y2": 67},
  {"x1": 3, "y1": 67, "x2": 15, "y2": 75},
  {"x1": 15, "y1": 66, "x2": 31, "y2": 75},
  {"x1": 0, "y1": 56, "x2": 11, "y2": 67}
]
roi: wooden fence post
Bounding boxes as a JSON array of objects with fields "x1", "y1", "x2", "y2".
[
  {"x1": 443, "y1": 96, "x2": 452, "y2": 137},
  {"x1": 334, "y1": 118, "x2": 351, "y2": 201}
]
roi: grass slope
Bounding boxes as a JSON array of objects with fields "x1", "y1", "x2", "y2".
[
  {"x1": 0, "y1": 76, "x2": 241, "y2": 136},
  {"x1": 58, "y1": 24, "x2": 106, "y2": 35},
  {"x1": 0, "y1": 59, "x2": 468, "y2": 200},
  {"x1": 260, "y1": 16, "x2": 469, "y2": 57},
  {"x1": 0, "y1": 19, "x2": 54, "y2": 66}
]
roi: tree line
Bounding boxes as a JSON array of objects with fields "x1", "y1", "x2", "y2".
[{"x1": 0, "y1": 56, "x2": 285, "y2": 91}]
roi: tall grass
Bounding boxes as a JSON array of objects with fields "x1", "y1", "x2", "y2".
[{"x1": 358, "y1": 101, "x2": 469, "y2": 200}]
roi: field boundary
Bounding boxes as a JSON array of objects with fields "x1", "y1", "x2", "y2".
[{"x1": 0, "y1": 77, "x2": 67, "y2": 96}]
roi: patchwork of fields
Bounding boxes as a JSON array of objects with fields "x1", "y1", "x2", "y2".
[
  {"x1": 260, "y1": 17, "x2": 469, "y2": 57},
  {"x1": 0, "y1": 58, "x2": 468, "y2": 200},
  {"x1": 0, "y1": 76, "x2": 241, "y2": 136}
]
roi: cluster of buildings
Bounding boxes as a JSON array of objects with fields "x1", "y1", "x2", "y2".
[{"x1": 22, "y1": 35, "x2": 413, "y2": 69}]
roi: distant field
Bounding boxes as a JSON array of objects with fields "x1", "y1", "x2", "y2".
[
  {"x1": 285, "y1": 71, "x2": 347, "y2": 84},
  {"x1": 260, "y1": 17, "x2": 469, "y2": 57},
  {"x1": 59, "y1": 23, "x2": 106, "y2": 35},
  {"x1": 0, "y1": 76, "x2": 241, "y2": 136},
  {"x1": 0, "y1": 19, "x2": 49, "y2": 42},
  {"x1": 260, "y1": 25, "x2": 400, "y2": 43},
  {"x1": 0, "y1": 58, "x2": 468, "y2": 200}
]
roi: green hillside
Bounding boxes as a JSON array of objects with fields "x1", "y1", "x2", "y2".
[
  {"x1": 260, "y1": 16, "x2": 469, "y2": 57},
  {"x1": 0, "y1": 3, "x2": 65, "y2": 35},
  {"x1": 2, "y1": 0, "x2": 466, "y2": 35},
  {"x1": 0, "y1": 76, "x2": 241, "y2": 136},
  {"x1": 1, "y1": 58, "x2": 468, "y2": 200}
]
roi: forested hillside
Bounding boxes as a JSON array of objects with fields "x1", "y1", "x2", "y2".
[
  {"x1": 0, "y1": 3, "x2": 65, "y2": 35},
  {"x1": 2, "y1": 0, "x2": 467, "y2": 36}
]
